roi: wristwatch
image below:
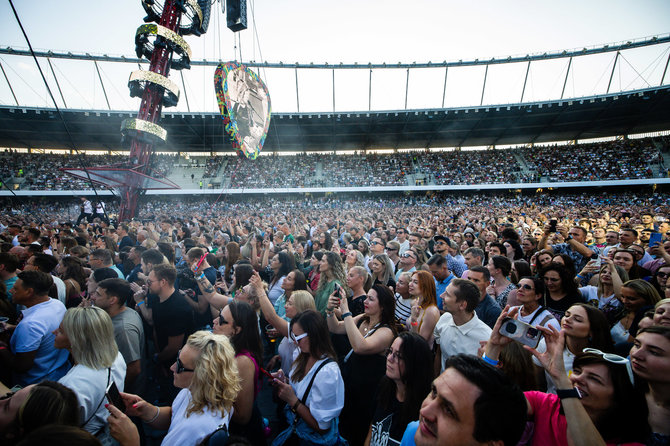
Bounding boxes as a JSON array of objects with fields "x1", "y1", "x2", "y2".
[
  {"x1": 291, "y1": 399, "x2": 301, "y2": 413},
  {"x1": 556, "y1": 388, "x2": 582, "y2": 399}
]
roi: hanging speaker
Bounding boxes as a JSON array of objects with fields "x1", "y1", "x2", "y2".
[{"x1": 226, "y1": 0, "x2": 247, "y2": 32}]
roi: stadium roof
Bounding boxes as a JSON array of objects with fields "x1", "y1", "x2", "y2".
[{"x1": 1, "y1": 86, "x2": 669, "y2": 152}]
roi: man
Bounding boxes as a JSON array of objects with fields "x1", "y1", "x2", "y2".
[
  {"x1": 461, "y1": 247, "x2": 485, "y2": 279},
  {"x1": 426, "y1": 254, "x2": 454, "y2": 311},
  {"x1": 23, "y1": 228, "x2": 41, "y2": 246},
  {"x1": 76, "y1": 197, "x2": 93, "y2": 225},
  {"x1": 117, "y1": 224, "x2": 134, "y2": 251},
  {"x1": 24, "y1": 253, "x2": 66, "y2": 304},
  {"x1": 395, "y1": 248, "x2": 418, "y2": 281},
  {"x1": 93, "y1": 278, "x2": 145, "y2": 394},
  {"x1": 140, "y1": 248, "x2": 165, "y2": 278},
  {"x1": 641, "y1": 212, "x2": 656, "y2": 230},
  {"x1": 89, "y1": 248, "x2": 124, "y2": 279},
  {"x1": 604, "y1": 230, "x2": 619, "y2": 248},
  {"x1": 183, "y1": 247, "x2": 216, "y2": 328},
  {"x1": 539, "y1": 224, "x2": 598, "y2": 271},
  {"x1": 433, "y1": 235, "x2": 466, "y2": 277},
  {"x1": 0, "y1": 253, "x2": 20, "y2": 300},
  {"x1": 7, "y1": 224, "x2": 21, "y2": 246},
  {"x1": 369, "y1": 236, "x2": 385, "y2": 256},
  {"x1": 467, "y1": 266, "x2": 502, "y2": 329},
  {"x1": 592, "y1": 227, "x2": 607, "y2": 248},
  {"x1": 604, "y1": 228, "x2": 653, "y2": 264},
  {"x1": 0, "y1": 271, "x2": 70, "y2": 385},
  {"x1": 135, "y1": 264, "x2": 192, "y2": 370},
  {"x1": 126, "y1": 245, "x2": 147, "y2": 284},
  {"x1": 396, "y1": 228, "x2": 410, "y2": 255},
  {"x1": 408, "y1": 232, "x2": 422, "y2": 250},
  {"x1": 399, "y1": 354, "x2": 527, "y2": 446},
  {"x1": 433, "y1": 279, "x2": 492, "y2": 373}
]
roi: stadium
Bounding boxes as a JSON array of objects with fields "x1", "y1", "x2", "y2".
[{"x1": 1, "y1": 1, "x2": 670, "y2": 445}]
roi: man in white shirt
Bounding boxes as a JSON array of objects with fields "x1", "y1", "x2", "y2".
[
  {"x1": 433, "y1": 279, "x2": 492, "y2": 374},
  {"x1": 395, "y1": 228, "x2": 410, "y2": 255}
]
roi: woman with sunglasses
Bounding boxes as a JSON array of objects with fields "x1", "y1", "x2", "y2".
[
  {"x1": 327, "y1": 284, "x2": 396, "y2": 445},
  {"x1": 54, "y1": 306, "x2": 126, "y2": 442},
  {"x1": 106, "y1": 331, "x2": 241, "y2": 446},
  {"x1": 651, "y1": 264, "x2": 670, "y2": 297},
  {"x1": 212, "y1": 300, "x2": 265, "y2": 445},
  {"x1": 406, "y1": 270, "x2": 440, "y2": 343},
  {"x1": 511, "y1": 277, "x2": 560, "y2": 332},
  {"x1": 365, "y1": 332, "x2": 433, "y2": 446},
  {"x1": 484, "y1": 308, "x2": 648, "y2": 446},
  {"x1": 271, "y1": 310, "x2": 345, "y2": 446},
  {"x1": 630, "y1": 325, "x2": 670, "y2": 445}
]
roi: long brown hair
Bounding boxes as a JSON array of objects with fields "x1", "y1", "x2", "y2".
[{"x1": 290, "y1": 310, "x2": 336, "y2": 382}]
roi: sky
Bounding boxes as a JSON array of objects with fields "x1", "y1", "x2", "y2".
[{"x1": 0, "y1": 0, "x2": 669, "y2": 115}]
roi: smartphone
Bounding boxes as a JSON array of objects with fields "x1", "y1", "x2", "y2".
[
  {"x1": 106, "y1": 381, "x2": 126, "y2": 413},
  {"x1": 549, "y1": 219, "x2": 557, "y2": 233},
  {"x1": 499, "y1": 318, "x2": 543, "y2": 349},
  {"x1": 649, "y1": 232, "x2": 662, "y2": 248},
  {"x1": 590, "y1": 253, "x2": 601, "y2": 267}
]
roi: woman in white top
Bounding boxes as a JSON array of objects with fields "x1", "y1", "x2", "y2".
[
  {"x1": 54, "y1": 306, "x2": 126, "y2": 444},
  {"x1": 578, "y1": 257, "x2": 627, "y2": 324},
  {"x1": 271, "y1": 310, "x2": 345, "y2": 445},
  {"x1": 512, "y1": 276, "x2": 560, "y2": 332},
  {"x1": 106, "y1": 331, "x2": 241, "y2": 446}
]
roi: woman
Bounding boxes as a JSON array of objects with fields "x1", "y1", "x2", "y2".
[
  {"x1": 222, "y1": 241, "x2": 240, "y2": 287},
  {"x1": 213, "y1": 300, "x2": 265, "y2": 445},
  {"x1": 578, "y1": 258, "x2": 628, "y2": 325},
  {"x1": 0, "y1": 381, "x2": 80, "y2": 445},
  {"x1": 358, "y1": 238, "x2": 372, "y2": 268},
  {"x1": 511, "y1": 259, "x2": 532, "y2": 285},
  {"x1": 540, "y1": 263, "x2": 583, "y2": 321},
  {"x1": 365, "y1": 332, "x2": 433, "y2": 446},
  {"x1": 94, "y1": 236, "x2": 117, "y2": 256},
  {"x1": 612, "y1": 248, "x2": 644, "y2": 280},
  {"x1": 267, "y1": 252, "x2": 295, "y2": 306},
  {"x1": 406, "y1": 270, "x2": 440, "y2": 343},
  {"x1": 393, "y1": 271, "x2": 413, "y2": 328},
  {"x1": 314, "y1": 251, "x2": 348, "y2": 316},
  {"x1": 107, "y1": 331, "x2": 241, "y2": 446},
  {"x1": 511, "y1": 276, "x2": 560, "y2": 331},
  {"x1": 522, "y1": 236, "x2": 538, "y2": 263},
  {"x1": 54, "y1": 306, "x2": 126, "y2": 442},
  {"x1": 531, "y1": 249, "x2": 554, "y2": 275},
  {"x1": 503, "y1": 239, "x2": 524, "y2": 261},
  {"x1": 653, "y1": 298, "x2": 670, "y2": 326},
  {"x1": 611, "y1": 279, "x2": 661, "y2": 344},
  {"x1": 369, "y1": 254, "x2": 396, "y2": 291},
  {"x1": 487, "y1": 255, "x2": 516, "y2": 308},
  {"x1": 193, "y1": 262, "x2": 255, "y2": 313},
  {"x1": 484, "y1": 308, "x2": 648, "y2": 445},
  {"x1": 651, "y1": 264, "x2": 670, "y2": 297},
  {"x1": 271, "y1": 310, "x2": 345, "y2": 446},
  {"x1": 273, "y1": 268, "x2": 308, "y2": 321},
  {"x1": 630, "y1": 325, "x2": 670, "y2": 445},
  {"x1": 306, "y1": 250, "x2": 325, "y2": 295},
  {"x1": 534, "y1": 303, "x2": 614, "y2": 394},
  {"x1": 327, "y1": 284, "x2": 396, "y2": 445},
  {"x1": 57, "y1": 256, "x2": 88, "y2": 307},
  {"x1": 344, "y1": 249, "x2": 365, "y2": 273},
  {"x1": 551, "y1": 253, "x2": 576, "y2": 276}
]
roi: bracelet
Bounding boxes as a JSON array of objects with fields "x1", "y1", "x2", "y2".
[
  {"x1": 410, "y1": 321, "x2": 418, "y2": 327},
  {"x1": 576, "y1": 274, "x2": 585, "y2": 279},
  {"x1": 147, "y1": 405, "x2": 161, "y2": 423},
  {"x1": 341, "y1": 312, "x2": 352, "y2": 319},
  {"x1": 291, "y1": 399, "x2": 301, "y2": 413},
  {"x1": 197, "y1": 272, "x2": 206, "y2": 280},
  {"x1": 481, "y1": 353, "x2": 500, "y2": 367},
  {"x1": 136, "y1": 301, "x2": 145, "y2": 308}
]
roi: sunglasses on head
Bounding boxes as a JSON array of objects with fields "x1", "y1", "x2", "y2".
[
  {"x1": 176, "y1": 349, "x2": 194, "y2": 374},
  {"x1": 582, "y1": 348, "x2": 634, "y2": 385}
]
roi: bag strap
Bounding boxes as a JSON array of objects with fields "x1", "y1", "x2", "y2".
[
  {"x1": 527, "y1": 306, "x2": 545, "y2": 325},
  {"x1": 81, "y1": 368, "x2": 111, "y2": 428},
  {"x1": 300, "y1": 358, "x2": 333, "y2": 404}
]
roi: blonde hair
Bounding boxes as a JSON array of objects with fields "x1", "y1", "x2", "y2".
[
  {"x1": 290, "y1": 290, "x2": 317, "y2": 313},
  {"x1": 623, "y1": 279, "x2": 662, "y2": 307},
  {"x1": 655, "y1": 298, "x2": 670, "y2": 309},
  {"x1": 62, "y1": 306, "x2": 118, "y2": 369},
  {"x1": 186, "y1": 331, "x2": 241, "y2": 418}
]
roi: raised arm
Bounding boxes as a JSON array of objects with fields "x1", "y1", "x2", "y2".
[{"x1": 250, "y1": 271, "x2": 289, "y2": 337}]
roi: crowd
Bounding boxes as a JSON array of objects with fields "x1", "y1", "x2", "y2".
[
  {"x1": 1, "y1": 188, "x2": 670, "y2": 446},
  {"x1": 0, "y1": 136, "x2": 665, "y2": 191}
]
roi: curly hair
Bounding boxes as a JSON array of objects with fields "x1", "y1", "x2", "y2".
[
  {"x1": 317, "y1": 251, "x2": 349, "y2": 295},
  {"x1": 185, "y1": 331, "x2": 241, "y2": 418}
]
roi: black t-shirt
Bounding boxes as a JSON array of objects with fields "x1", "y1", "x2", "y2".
[
  {"x1": 369, "y1": 395, "x2": 403, "y2": 446},
  {"x1": 545, "y1": 292, "x2": 582, "y2": 321},
  {"x1": 148, "y1": 289, "x2": 193, "y2": 354},
  {"x1": 349, "y1": 294, "x2": 367, "y2": 317}
]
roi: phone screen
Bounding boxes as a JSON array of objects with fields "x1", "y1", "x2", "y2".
[
  {"x1": 106, "y1": 382, "x2": 126, "y2": 413},
  {"x1": 649, "y1": 232, "x2": 662, "y2": 248}
]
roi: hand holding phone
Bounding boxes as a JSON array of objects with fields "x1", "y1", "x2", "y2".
[
  {"x1": 499, "y1": 318, "x2": 543, "y2": 349},
  {"x1": 106, "y1": 382, "x2": 126, "y2": 413}
]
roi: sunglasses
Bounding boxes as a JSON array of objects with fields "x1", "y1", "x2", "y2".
[
  {"x1": 385, "y1": 247, "x2": 397, "y2": 251},
  {"x1": 385, "y1": 347, "x2": 403, "y2": 362},
  {"x1": 656, "y1": 272, "x2": 670, "y2": 278},
  {"x1": 519, "y1": 284, "x2": 534, "y2": 291},
  {"x1": 291, "y1": 332, "x2": 308, "y2": 343},
  {"x1": 176, "y1": 349, "x2": 194, "y2": 374},
  {"x1": 371, "y1": 241, "x2": 382, "y2": 246},
  {"x1": 401, "y1": 252, "x2": 416, "y2": 259},
  {"x1": 582, "y1": 348, "x2": 634, "y2": 385},
  {"x1": 218, "y1": 309, "x2": 229, "y2": 326}
]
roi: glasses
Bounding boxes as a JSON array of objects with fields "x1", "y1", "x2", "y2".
[
  {"x1": 385, "y1": 348, "x2": 404, "y2": 362},
  {"x1": 291, "y1": 332, "x2": 308, "y2": 343},
  {"x1": 401, "y1": 253, "x2": 416, "y2": 259},
  {"x1": 175, "y1": 350, "x2": 194, "y2": 374},
  {"x1": 385, "y1": 246, "x2": 397, "y2": 251},
  {"x1": 218, "y1": 309, "x2": 229, "y2": 326},
  {"x1": 519, "y1": 284, "x2": 534, "y2": 291},
  {"x1": 582, "y1": 348, "x2": 634, "y2": 385},
  {"x1": 657, "y1": 272, "x2": 670, "y2": 279},
  {"x1": 371, "y1": 241, "x2": 382, "y2": 246}
]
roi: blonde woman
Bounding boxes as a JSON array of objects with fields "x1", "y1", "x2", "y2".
[
  {"x1": 369, "y1": 253, "x2": 396, "y2": 291},
  {"x1": 54, "y1": 306, "x2": 126, "y2": 441},
  {"x1": 106, "y1": 331, "x2": 241, "y2": 446}
]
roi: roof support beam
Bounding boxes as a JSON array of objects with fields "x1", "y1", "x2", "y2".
[
  {"x1": 180, "y1": 71, "x2": 190, "y2": 112},
  {"x1": 47, "y1": 58, "x2": 67, "y2": 108},
  {"x1": 404, "y1": 68, "x2": 409, "y2": 110},
  {"x1": 480, "y1": 64, "x2": 489, "y2": 106},
  {"x1": 295, "y1": 68, "x2": 300, "y2": 113},
  {"x1": 368, "y1": 69, "x2": 372, "y2": 111},
  {"x1": 660, "y1": 52, "x2": 670, "y2": 86},
  {"x1": 520, "y1": 60, "x2": 531, "y2": 103},
  {"x1": 332, "y1": 68, "x2": 335, "y2": 112},
  {"x1": 560, "y1": 57, "x2": 573, "y2": 100},
  {"x1": 606, "y1": 52, "x2": 620, "y2": 94},
  {"x1": 0, "y1": 62, "x2": 18, "y2": 106},
  {"x1": 441, "y1": 66, "x2": 448, "y2": 108},
  {"x1": 93, "y1": 60, "x2": 111, "y2": 110}
]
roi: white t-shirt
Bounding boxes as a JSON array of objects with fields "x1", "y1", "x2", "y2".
[
  {"x1": 579, "y1": 286, "x2": 622, "y2": 313},
  {"x1": 290, "y1": 358, "x2": 345, "y2": 430},
  {"x1": 59, "y1": 352, "x2": 126, "y2": 435},
  {"x1": 532, "y1": 344, "x2": 576, "y2": 394},
  {"x1": 267, "y1": 276, "x2": 286, "y2": 305},
  {"x1": 434, "y1": 312, "x2": 492, "y2": 372},
  {"x1": 162, "y1": 388, "x2": 232, "y2": 446},
  {"x1": 278, "y1": 320, "x2": 299, "y2": 375}
]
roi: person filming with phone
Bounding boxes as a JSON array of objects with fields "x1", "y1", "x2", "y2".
[{"x1": 539, "y1": 221, "x2": 599, "y2": 272}]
